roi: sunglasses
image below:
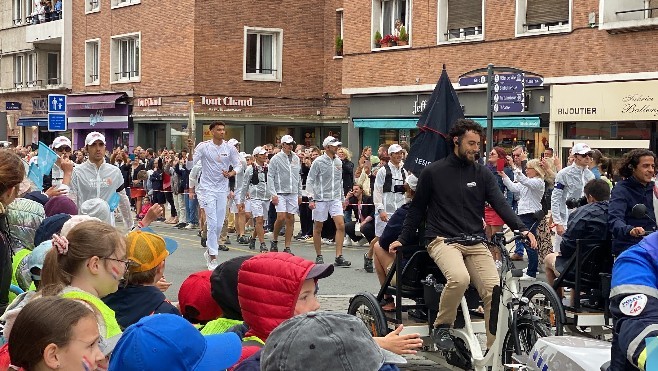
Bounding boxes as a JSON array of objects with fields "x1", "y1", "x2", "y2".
[
  {"x1": 577, "y1": 152, "x2": 593, "y2": 158},
  {"x1": 56, "y1": 146, "x2": 72, "y2": 152}
]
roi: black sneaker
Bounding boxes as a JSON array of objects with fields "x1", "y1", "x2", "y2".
[
  {"x1": 270, "y1": 240, "x2": 279, "y2": 252},
  {"x1": 201, "y1": 237, "x2": 207, "y2": 248},
  {"x1": 431, "y1": 326, "x2": 455, "y2": 351},
  {"x1": 218, "y1": 244, "x2": 229, "y2": 252},
  {"x1": 283, "y1": 247, "x2": 293, "y2": 255},
  {"x1": 316, "y1": 255, "x2": 324, "y2": 264},
  {"x1": 260, "y1": 243, "x2": 268, "y2": 253},
  {"x1": 334, "y1": 255, "x2": 351, "y2": 267},
  {"x1": 175, "y1": 222, "x2": 187, "y2": 229},
  {"x1": 363, "y1": 253, "x2": 374, "y2": 273},
  {"x1": 238, "y1": 236, "x2": 249, "y2": 245},
  {"x1": 248, "y1": 238, "x2": 256, "y2": 250}
]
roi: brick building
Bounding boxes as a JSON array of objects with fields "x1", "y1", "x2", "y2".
[
  {"x1": 0, "y1": 0, "x2": 72, "y2": 146},
  {"x1": 66, "y1": 0, "x2": 349, "y2": 152},
  {"x1": 341, "y1": 0, "x2": 658, "y2": 162}
]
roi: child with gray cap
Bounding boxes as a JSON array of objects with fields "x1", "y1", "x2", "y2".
[{"x1": 261, "y1": 311, "x2": 407, "y2": 371}]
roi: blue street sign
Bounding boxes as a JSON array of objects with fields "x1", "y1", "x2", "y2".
[
  {"x1": 493, "y1": 102, "x2": 524, "y2": 113},
  {"x1": 458, "y1": 75, "x2": 488, "y2": 86},
  {"x1": 494, "y1": 92, "x2": 525, "y2": 103},
  {"x1": 48, "y1": 94, "x2": 66, "y2": 113},
  {"x1": 48, "y1": 113, "x2": 67, "y2": 132},
  {"x1": 524, "y1": 76, "x2": 544, "y2": 87},
  {"x1": 494, "y1": 81, "x2": 524, "y2": 92},
  {"x1": 494, "y1": 73, "x2": 524, "y2": 83}
]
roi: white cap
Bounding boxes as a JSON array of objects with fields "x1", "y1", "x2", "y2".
[
  {"x1": 388, "y1": 144, "x2": 403, "y2": 155},
  {"x1": 252, "y1": 146, "x2": 267, "y2": 156},
  {"x1": 227, "y1": 138, "x2": 240, "y2": 147},
  {"x1": 281, "y1": 135, "x2": 295, "y2": 144},
  {"x1": 85, "y1": 132, "x2": 106, "y2": 146},
  {"x1": 80, "y1": 198, "x2": 111, "y2": 224},
  {"x1": 571, "y1": 143, "x2": 592, "y2": 155},
  {"x1": 52, "y1": 136, "x2": 72, "y2": 149},
  {"x1": 322, "y1": 136, "x2": 342, "y2": 147},
  {"x1": 406, "y1": 174, "x2": 418, "y2": 191}
]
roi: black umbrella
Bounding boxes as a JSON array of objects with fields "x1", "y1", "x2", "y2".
[{"x1": 404, "y1": 66, "x2": 464, "y2": 176}]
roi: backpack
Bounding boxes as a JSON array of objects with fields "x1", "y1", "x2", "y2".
[
  {"x1": 250, "y1": 164, "x2": 267, "y2": 185},
  {"x1": 382, "y1": 164, "x2": 406, "y2": 193}
]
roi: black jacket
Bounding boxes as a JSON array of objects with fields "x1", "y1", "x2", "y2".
[
  {"x1": 346, "y1": 195, "x2": 375, "y2": 222},
  {"x1": 341, "y1": 159, "x2": 355, "y2": 195},
  {"x1": 399, "y1": 153, "x2": 526, "y2": 245},
  {"x1": 103, "y1": 284, "x2": 180, "y2": 329},
  {"x1": 560, "y1": 201, "x2": 609, "y2": 259},
  {"x1": 608, "y1": 176, "x2": 655, "y2": 255}
]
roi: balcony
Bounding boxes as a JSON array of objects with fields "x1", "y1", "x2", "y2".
[
  {"x1": 600, "y1": 0, "x2": 658, "y2": 33},
  {"x1": 4, "y1": 78, "x2": 63, "y2": 93},
  {"x1": 25, "y1": 14, "x2": 63, "y2": 43}
]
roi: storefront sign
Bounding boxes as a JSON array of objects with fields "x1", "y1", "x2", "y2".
[
  {"x1": 201, "y1": 96, "x2": 253, "y2": 107},
  {"x1": 552, "y1": 80, "x2": 658, "y2": 121},
  {"x1": 5, "y1": 102, "x2": 21, "y2": 110},
  {"x1": 32, "y1": 98, "x2": 48, "y2": 114},
  {"x1": 68, "y1": 105, "x2": 129, "y2": 129},
  {"x1": 90, "y1": 110, "x2": 105, "y2": 126},
  {"x1": 135, "y1": 97, "x2": 162, "y2": 107},
  {"x1": 412, "y1": 98, "x2": 428, "y2": 115}
]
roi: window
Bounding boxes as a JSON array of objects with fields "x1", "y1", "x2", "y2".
[
  {"x1": 111, "y1": 0, "x2": 140, "y2": 9},
  {"x1": 14, "y1": 55, "x2": 24, "y2": 87},
  {"x1": 599, "y1": 0, "x2": 658, "y2": 32},
  {"x1": 87, "y1": 0, "x2": 100, "y2": 13},
  {"x1": 85, "y1": 39, "x2": 100, "y2": 85},
  {"x1": 516, "y1": 0, "x2": 571, "y2": 35},
  {"x1": 110, "y1": 33, "x2": 140, "y2": 83},
  {"x1": 563, "y1": 121, "x2": 651, "y2": 140},
  {"x1": 243, "y1": 27, "x2": 282, "y2": 81},
  {"x1": 438, "y1": 0, "x2": 483, "y2": 43},
  {"x1": 13, "y1": 0, "x2": 30, "y2": 25},
  {"x1": 336, "y1": 9, "x2": 344, "y2": 56},
  {"x1": 47, "y1": 52, "x2": 60, "y2": 85},
  {"x1": 372, "y1": 0, "x2": 411, "y2": 48},
  {"x1": 26, "y1": 53, "x2": 37, "y2": 87}
]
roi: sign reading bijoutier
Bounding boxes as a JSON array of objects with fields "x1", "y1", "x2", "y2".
[{"x1": 551, "y1": 80, "x2": 658, "y2": 121}]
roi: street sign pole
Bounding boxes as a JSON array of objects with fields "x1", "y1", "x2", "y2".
[{"x1": 486, "y1": 64, "x2": 494, "y2": 155}]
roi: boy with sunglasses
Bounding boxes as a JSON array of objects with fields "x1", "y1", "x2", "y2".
[{"x1": 43, "y1": 136, "x2": 74, "y2": 194}]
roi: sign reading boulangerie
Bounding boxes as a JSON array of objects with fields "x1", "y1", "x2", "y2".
[{"x1": 551, "y1": 80, "x2": 658, "y2": 121}]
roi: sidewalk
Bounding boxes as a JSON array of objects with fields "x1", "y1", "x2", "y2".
[{"x1": 318, "y1": 295, "x2": 447, "y2": 370}]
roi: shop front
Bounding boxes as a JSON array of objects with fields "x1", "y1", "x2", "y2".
[
  {"x1": 550, "y1": 80, "x2": 658, "y2": 166},
  {"x1": 349, "y1": 88, "x2": 550, "y2": 158},
  {"x1": 133, "y1": 95, "x2": 347, "y2": 153},
  {"x1": 67, "y1": 92, "x2": 132, "y2": 151}
]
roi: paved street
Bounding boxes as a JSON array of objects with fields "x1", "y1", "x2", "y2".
[{"x1": 145, "y1": 220, "x2": 537, "y2": 370}]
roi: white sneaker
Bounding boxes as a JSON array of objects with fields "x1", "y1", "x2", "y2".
[
  {"x1": 345, "y1": 239, "x2": 353, "y2": 246},
  {"x1": 208, "y1": 258, "x2": 218, "y2": 271},
  {"x1": 519, "y1": 273, "x2": 537, "y2": 281},
  {"x1": 185, "y1": 223, "x2": 193, "y2": 229},
  {"x1": 357, "y1": 238, "x2": 368, "y2": 246},
  {"x1": 265, "y1": 232, "x2": 273, "y2": 239},
  {"x1": 522, "y1": 267, "x2": 527, "y2": 274},
  {"x1": 203, "y1": 250, "x2": 211, "y2": 265}
]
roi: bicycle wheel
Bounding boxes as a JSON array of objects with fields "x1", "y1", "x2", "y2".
[
  {"x1": 523, "y1": 282, "x2": 565, "y2": 336},
  {"x1": 501, "y1": 318, "x2": 551, "y2": 366},
  {"x1": 347, "y1": 292, "x2": 390, "y2": 337}
]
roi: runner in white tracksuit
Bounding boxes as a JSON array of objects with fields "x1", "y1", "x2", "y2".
[
  {"x1": 306, "y1": 136, "x2": 351, "y2": 267},
  {"x1": 63, "y1": 132, "x2": 131, "y2": 229},
  {"x1": 241, "y1": 146, "x2": 272, "y2": 252},
  {"x1": 189, "y1": 123, "x2": 242, "y2": 271},
  {"x1": 266, "y1": 135, "x2": 302, "y2": 253},
  {"x1": 373, "y1": 144, "x2": 407, "y2": 238}
]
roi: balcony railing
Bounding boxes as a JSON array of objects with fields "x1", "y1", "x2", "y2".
[
  {"x1": 616, "y1": 6, "x2": 658, "y2": 18},
  {"x1": 47, "y1": 77, "x2": 61, "y2": 85},
  {"x1": 114, "y1": 70, "x2": 140, "y2": 81}
]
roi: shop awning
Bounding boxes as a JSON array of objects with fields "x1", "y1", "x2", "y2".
[
  {"x1": 471, "y1": 116, "x2": 540, "y2": 129},
  {"x1": 353, "y1": 118, "x2": 419, "y2": 129},
  {"x1": 17, "y1": 118, "x2": 47, "y2": 127},
  {"x1": 67, "y1": 93, "x2": 126, "y2": 110}
]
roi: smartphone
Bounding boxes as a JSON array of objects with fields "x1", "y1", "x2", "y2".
[
  {"x1": 496, "y1": 158, "x2": 506, "y2": 172},
  {"x1": 129, "y1": 154, "x2": 136, "y2": 161}
]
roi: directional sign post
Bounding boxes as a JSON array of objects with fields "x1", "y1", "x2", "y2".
[
  {"x1": 459, "y1": 65, "x2": 543, "y2": 153},
  {"x1": 48, "y1": 94, "x2": 67, "y2": 132}
]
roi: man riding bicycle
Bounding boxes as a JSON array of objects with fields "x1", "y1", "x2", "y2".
[{"x1": 389, "y1": 119, "x2": 536, "y2": 352}]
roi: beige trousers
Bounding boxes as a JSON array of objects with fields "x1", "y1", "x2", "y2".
[{"x1": 427, "y1": 237, "x2": 499, "y2": 348}]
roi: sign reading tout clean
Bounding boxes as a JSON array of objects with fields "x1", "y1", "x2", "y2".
[{"x1": 551, "y1": 80, "x2": 658, "y2": 121}]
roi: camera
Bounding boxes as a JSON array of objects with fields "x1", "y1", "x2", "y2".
[
  {"x1": 393, "y1": 184, "x2": 406, "y2": 194},
  {"x1": 565, "y1": 196, "x2": 587, "y2": 209}
]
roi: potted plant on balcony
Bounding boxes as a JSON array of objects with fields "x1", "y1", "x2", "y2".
[
  {"x1": 335, "y1": 36, "x2": 343, "y2": 56},
  {"x1": 380, "y1": 34, "x2": 397, "y2": 47},
  {"x1": 374, "y1": 31, "x2": 382, "y2": 48},
  {"x1": 398, "y1": 26, "x2": 409, "y2": 46}
]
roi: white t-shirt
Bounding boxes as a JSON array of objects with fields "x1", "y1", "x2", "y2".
[{"x1": 193, "y1": 140, "x2": 242, "y2": 194}]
